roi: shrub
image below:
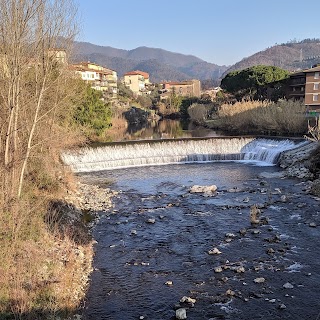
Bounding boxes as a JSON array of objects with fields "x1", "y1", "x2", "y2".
[
  {"x1": 216, "y1": 99, "x2": 307, "y2": 135},
  {"x1": 188, "y1": 103, "x2": 211, "y2": 124},
  {"x1": 73, "y1": 86, "x2": 112, "y2": 136}
]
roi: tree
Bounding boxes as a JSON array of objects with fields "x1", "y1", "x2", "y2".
[
  {"x1": 220, "y1": 65, "x2": 289, "y2": 100},
  {"x1": 0, "y1": 0, "x2": 77, "y2": 204},
  {"x1": 73, "y1": 86, "x2": 112, "y2": 136}
]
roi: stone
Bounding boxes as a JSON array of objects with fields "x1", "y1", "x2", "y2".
[
  {"x1": 252, "y1": 229, "x2": 261, "y2": 235},
  {"x1": 189, "y1": 185, "x2": 217, "y2": 194},
  {"x1": 254, "y1": 277, "x2": 266, "y2": 283},
  {"x1": 146, "y1": 218, "x2": 156, "y2": 224},
  {"x1": 180, "y1": 296, "x2": 196, "y2": 304},
  {"x1": 208, "y1": 247, "x2": 222, "y2": 255},
  {"x1": 176, "y1": 308, "x2": 187, "y2": 319},
  {"x1": 165, "y1": 281, "x2": 173, "y2": 286},
  {"x1": 278, "y1": 304, "x2": 287, "y2": 309},
  {"x1": 226, "y1": 289, "x2": 235, "y2": 296},
  {"x1": 214, "y1": 266, "x2": 223, "y2": 273},
  {"x1": 243, "y1": 197, "x2": 250, "y2": 203},
  {"x1": 309, "y1": 222, "x2": 317, "y2": 227},
  {"x1": 267, "y1": 248, "x2": 275, "y2": 255},
  {"x1": 283, "y1": 282, "x2": 294, "y2": 289},
  {"x1": 130, "y1": 229, "x2": 137, "y2": 235},
  {"x1": 225, "y1": 233, "x2": 236, "y2": 238},
  {"x1": 235, "y1": 266, "x2": 245, "y2": 273}
]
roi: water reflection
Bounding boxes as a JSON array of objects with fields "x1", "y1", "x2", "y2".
[{"x1": 124, "y1": 119, "x2": 222, "y2": 141}]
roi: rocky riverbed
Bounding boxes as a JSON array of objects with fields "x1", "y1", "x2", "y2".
[{"x1": 76, "y1": 161, "x2": 320, "y2": 320}]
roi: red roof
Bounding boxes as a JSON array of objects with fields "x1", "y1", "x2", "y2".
[{"x1": 124, "y1": 70, "x2": 149, "y2": 79}]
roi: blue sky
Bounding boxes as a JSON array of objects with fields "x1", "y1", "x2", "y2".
[{"x1": 76, "y1": 0, "x2": 320, "y2": 66}]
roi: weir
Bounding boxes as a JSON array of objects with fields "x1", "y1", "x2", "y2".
[{"x1": 61, "y1": 137, "x2": 308, "y2": 173}]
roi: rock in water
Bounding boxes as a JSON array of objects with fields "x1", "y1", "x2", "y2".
[
  {"x1": 283, "y1": 282, "x2": 294, "y2": 289},
  {"x1": 176, "y1": 308, "x2": 187, "y2": 319},
  {"x1": 189, "y1": 185, "x2": 217, "y2": 194},
  {"x1": 254, "y1": 277, "x2": 266, "y2": 283},
  {"x1": 208, "y1": 247, "x2": 222, "y2": 255}
]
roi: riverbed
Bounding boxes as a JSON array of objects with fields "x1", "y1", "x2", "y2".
[{"x1": 80, "y1": 162, "x2": 320, "y2": 320}]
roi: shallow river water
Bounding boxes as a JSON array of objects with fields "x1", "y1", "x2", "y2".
[{"x1": 80, "y1": 162, "x2": 320, "y2": 320}]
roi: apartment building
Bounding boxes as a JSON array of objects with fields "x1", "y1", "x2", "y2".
[
  {"x1": 304, "y1": 65, "x2": 320, "y2": 110},
  {"x1": 71, "y1": 61, "x2": 118, "y2": 96},
  {"x1": 160, "y1": 79, "x2": 201, "y2": 98},
  {"x1": 124, "y1": 70, "x2": 150, "y2": 95},
  {"x1": 288, "y1": 64, "x2": 320, "y2": 111}
]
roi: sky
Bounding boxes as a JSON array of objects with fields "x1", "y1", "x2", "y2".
[{"x1": 75, "y1": 0, "x2": 320, "y2": 66}]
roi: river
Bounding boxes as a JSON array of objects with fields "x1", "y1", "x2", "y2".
[{"x1": 67, "y1": 138, "x2": 320, "y2": 320}]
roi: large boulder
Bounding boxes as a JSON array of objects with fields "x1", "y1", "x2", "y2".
[
  {"x1": 123, "y1": 107, "x2": 150, "y2": 125},
  {"x1": 278, "y1": 141, "x2": 318, "y2": 179}
]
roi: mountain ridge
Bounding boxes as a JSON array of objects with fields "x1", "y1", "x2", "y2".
[
  {"x1": 72, "y1": 41, "x2": 228, "y2": 82},
  {"x1": 72, "y1": 39, "x2": 320, "y2": 83}
]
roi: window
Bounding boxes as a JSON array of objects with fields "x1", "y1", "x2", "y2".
[
  {"x1": 313, "y1": 94, "x2": 319, "y2": 102},
  {"x1": 314, "y1": 83, "x2": 319, "y2": 90},
  {"x1": 315, "y1": 72, "x2": 320, "y2": 79}
]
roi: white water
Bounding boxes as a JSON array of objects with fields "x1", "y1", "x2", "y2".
[{"x1": 61, "y1": 137, "x2": 308, "y2": 173}]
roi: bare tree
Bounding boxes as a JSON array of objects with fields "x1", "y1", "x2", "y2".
[{"x1": 0, "y1": 0, "x2": 78, "y2": 207}]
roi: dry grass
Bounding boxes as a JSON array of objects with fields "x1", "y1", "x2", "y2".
[
  {"x1": 216, "y1": 100, "x2": 307, "y2": 135},
  {"x1": 0, "y1": 144, "x2": 93, "y2": 319}
]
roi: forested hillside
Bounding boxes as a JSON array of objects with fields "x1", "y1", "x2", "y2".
[{"x1": 223, "y1": 39, "x2": 320, "y2": 76}]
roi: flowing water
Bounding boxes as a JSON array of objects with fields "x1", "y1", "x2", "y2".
[
  {"x1": 62, "y1": 138, "x2": 307, "y2": 172},
  {"x1": 64, "y1": 138, "x2": 320, "y2": 320}
]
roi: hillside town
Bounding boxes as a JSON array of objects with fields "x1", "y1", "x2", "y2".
[{"x1": 49, "y1": 47, "x2": 320, "y2": 116}]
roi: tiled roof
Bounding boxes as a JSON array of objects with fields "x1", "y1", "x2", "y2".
[{"x1": 124, "y1": 70, "x2": 149, "y2": 78}]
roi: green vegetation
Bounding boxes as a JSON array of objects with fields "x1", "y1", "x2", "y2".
[
  {"x1": 221, "y1": 65, "x2": 289, "y2": 100},
  {"x1": 73, "y1": 86, "x2": 112, "y2": 137}
]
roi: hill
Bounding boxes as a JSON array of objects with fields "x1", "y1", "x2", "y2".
[
  {"x1": 223, "y1": 39, "x2": 320, "y2": 77},
  {"x1": 72, "y1": 41, "x2": 228, "y2": 82}
]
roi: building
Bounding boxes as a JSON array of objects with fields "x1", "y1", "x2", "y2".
[
  {"x1": 288, "y1": 64, "x2": 320, "y2": 112},
  {"x1": 160, "y1": 79, "x2": 201, "y2": 98},
  {"x1": 70, "y1": 62, "x2": 118, "y2": 96},
  {"x1": 304, "y1": 65, "x2": 320, "y2": 111},
  {"x1": 123, "y1": 70, "x2": 150, "y2": 95},
  {"x1": 287, "y1": 71, "x2": 306, "y2": 102}
]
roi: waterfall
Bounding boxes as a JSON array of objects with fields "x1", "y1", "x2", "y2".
[{"x1": 61, "y1": 137, "x2": 308, "y2": 173}]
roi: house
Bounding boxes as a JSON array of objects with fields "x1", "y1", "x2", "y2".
[
  {"x1": 288, "y1": 64, "x2": 320, "y2": 112},
  {"x1": 70, "y1": 61, "x2": 118, "y2": 96},
  {"x1": 123, "y1": 70, "x2": 151, "y2": 95},
  {"x1": 160, "y1": 79, "x2": 201, "y2": 98}
]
